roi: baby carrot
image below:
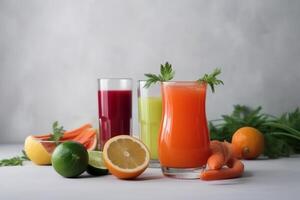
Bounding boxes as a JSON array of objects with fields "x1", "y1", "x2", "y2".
[
  {"x1": 207, "y1": 140, "x2": 232, "y2": 170},
  {"x1": 200, "y1": 158, "x2": 244, "y2": 181}
]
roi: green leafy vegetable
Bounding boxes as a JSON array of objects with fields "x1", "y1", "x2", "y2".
[
  {"x1": 276, "y1": 108, "x2": 300, "y2": 131},
  {"x1": 198, "y1": 68, "x2": 224, "y2": 93},
  {"x1": 263, "y1": 134, "x2": 290, "y2": 158},
  {"x1": 0, "y1": 150, "x2": 29, "y2": 167},
  {"x1": 144, "y1": 62, "x2": 175, "y2": 88},
  {"x1": 264, "y1": 122, "x2": 300, "y2": 138},
  {"x1": 49, "y1": 121, "x2": 64, "y2": 145},
  {"x1": 210, "y1": 105, "x2": 300, "y2": 158},
  {"x1": 209, "y1": 105, "x2": 269, "y2": 142}
]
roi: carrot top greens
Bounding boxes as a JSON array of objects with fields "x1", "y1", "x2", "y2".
[{"x1": 210, "y1": 105, "x2": 300, "y2": 158}]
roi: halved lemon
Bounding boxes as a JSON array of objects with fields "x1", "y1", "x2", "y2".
[
  {"x1": 24, "y1": 136, "x2": 53, "y2": 165},
  {"x1": 103, "y1": 135, "x2": 150, "y2": 179}
]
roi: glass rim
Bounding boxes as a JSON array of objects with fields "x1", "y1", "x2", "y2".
[
  {"x1": 137, "y1": 80, "x2": 161, "y2": 89},
  {"x1": 161, "y1": 81, "x2": 203, "y2": 84},
  {"x1": 137, "y1": 80, "x2": 150, "y2": 84},
  {"x1": 138, "y1": 80, "x2": 204, "y2": 83},
  {"x1": 97, "y1": 78, "x2": 132, "y2": 81}
]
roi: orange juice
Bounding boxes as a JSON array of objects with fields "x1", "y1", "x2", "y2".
[{"x1": 159, "y1": 81, "x2": 210, "y2": 176}]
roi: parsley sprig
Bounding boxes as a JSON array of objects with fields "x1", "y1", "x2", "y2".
[
  {"x1": 144, "y1": 62, "x2": 175, "y2": 88},
  {"x1": 49, "y1": 121, "x2": 64, "y2": 145},
  {"x1": 197, "y1": 68, "x2": 224, "y2": 93},
  {"x1": 0, "y1": 150, "x2": 29, "y2": 167}
]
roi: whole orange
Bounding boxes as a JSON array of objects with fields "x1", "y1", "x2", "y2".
[{"x1": 231, "y1": 127, "x2": 264, "y2": 159}]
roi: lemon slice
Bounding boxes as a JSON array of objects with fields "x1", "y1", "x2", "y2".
[{"x1": 103, "y1": 135, "x2": 150, "y2": 179}]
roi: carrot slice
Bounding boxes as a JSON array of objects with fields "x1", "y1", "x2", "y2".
[
  {"x1": 61, "y1": 123, "x2": 92, "y2": 140},
  {"x1": 64, "y1": 128, "x2": 96, "y2": 143},
  {"x1": 33, "y1": 134, "x2": 51, "y2": 140},
  {"x1": 30, "y1": 123, "x2": 95, "y2": 148}
]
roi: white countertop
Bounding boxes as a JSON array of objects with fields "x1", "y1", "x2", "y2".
[{"x1": 1, "y1": 144, "x2": 299, "y2": 200}]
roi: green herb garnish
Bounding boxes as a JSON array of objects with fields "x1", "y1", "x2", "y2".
[
  {"x1": 210, "y1": 105, "x2": 300, "y2": 158},
  {"x1": 144, "y1": 62, "x2": 175, "y2": 88},
  {"x1": 0, "y1": 150, "x2": 29, "y2": 167},
  {"x1": 198, "y1": 68, "x2": 224, "y2": 93},
  {"x1": 49, "y1": 121, "x2": 64, "y2": 145}
]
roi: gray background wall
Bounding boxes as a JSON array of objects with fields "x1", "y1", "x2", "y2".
[{"x1": 1, "y1": 0, "x2": 300, "y2": 143}]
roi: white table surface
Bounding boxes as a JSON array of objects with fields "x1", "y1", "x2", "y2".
[{"x1": 1, "y1": 144, "x2": 299, "y2": 200}]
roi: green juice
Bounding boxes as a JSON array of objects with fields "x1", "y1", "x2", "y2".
[{"x1": 138, "y1": 97, "x2": 162, "y2": 160}]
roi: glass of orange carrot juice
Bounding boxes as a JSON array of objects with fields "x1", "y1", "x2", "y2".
[{"x1": 159, "y1": 81, "x2": 210, "y2": 179}]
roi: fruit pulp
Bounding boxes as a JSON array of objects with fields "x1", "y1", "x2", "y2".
[
  {"x1": 138, "y1": 97, "x2": 162, "y2": 160},
  {"x1": 98, "y1": 90, "x2": 132, "y2": 149}
]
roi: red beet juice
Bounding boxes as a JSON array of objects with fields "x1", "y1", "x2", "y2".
[{"x1": 98, "y1": 90, "x2": 132, "y2": 149}]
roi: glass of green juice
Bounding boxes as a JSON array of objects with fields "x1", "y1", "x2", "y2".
[{"x1": 138, "y1": 80, "x2": 162, "y2": 167}]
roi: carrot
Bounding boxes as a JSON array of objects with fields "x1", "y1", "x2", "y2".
[
  {"x1": 207, "y1": 140, "x2": 232, "y2": 170},
  {"x1": 200, "y1": 158, "x2": 244, "y2": 181},
  {"x1": 32, "y1": 123, "x2": 92, "y2": 141},
  {"x1": 61, "y1": 123, "x2": 92, "y2": 140},
  {"x1": 63, "y1": 128, "x2": 96, "y2": 143},
  {"x1": 33, "y1": 134, "x2": 51, "y2": 140}
]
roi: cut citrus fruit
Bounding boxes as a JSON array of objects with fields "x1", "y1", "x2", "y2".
[
  {"x1": 24, "y1": 123, "x2": 97, "y2": 165},
  {"x1": 24, "y1": 136, "x2": 52, "y2": 165},
  {"x1": 86, "y1": 151, "x2": 109, "y2": 176},
  {"x1": 51, "y1": 141, "x2": 88, "y2": 178},
  {"x1": 84, "y1": 133, "x2": 97, "y2": 151},
  {"x1": 103, "y1": 135, "x2": 150, "y2": 179}
]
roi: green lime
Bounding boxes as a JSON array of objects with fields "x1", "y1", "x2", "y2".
[
  {"x1": 86, "y1": 150, "x2": 108, "y2": 176},
  {"x1": 51, "y1": 141, "x2": 88, "y2": 178}
]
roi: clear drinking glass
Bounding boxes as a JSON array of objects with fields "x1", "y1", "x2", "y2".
[
  {"x1": 138, "y1": 81, "x2": 162, "y2": 167},
  {"x1": 159, "y1": 81, "x2": 210, "y2": 179},
  {"x1": 97, "y1": 78, "x2": 132, "y2": 150}
]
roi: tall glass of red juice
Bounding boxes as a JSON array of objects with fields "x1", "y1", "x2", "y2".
[
  {"x1": 159, "y1": 81, "x2": 210, "y2": 179},
  {"x1": 98, "y1": 78, "x2": 132, "y2": 150}
]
